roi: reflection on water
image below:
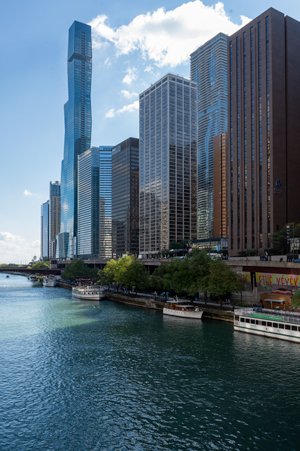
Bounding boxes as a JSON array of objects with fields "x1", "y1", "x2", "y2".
[{"x1": 0, "y1": 273, "x2": 300, "y2": 450}]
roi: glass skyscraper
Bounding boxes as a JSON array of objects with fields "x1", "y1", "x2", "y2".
[
  {"x1": 49, "y1": 181, "x2": 61, "y2": 259},
  {"x1": 112, "y1": 138, "x2": 139, "y2": 258},
  {"x1": 41, "y1": 201, "x2": 49, "y2": 260},
  {"x1": 77, "y1": 146, "x2": 113, "y2": 259},
  {"x1": 57, "y1": 21, "x2": 92, "y2": 259},
  {"x1": 139, "y1": 74, "x2": 197, "y2": 257},
  {"x1": 190, "y1": 33, "x2": 228, "y2": 240}
]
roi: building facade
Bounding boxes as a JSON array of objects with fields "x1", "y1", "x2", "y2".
[
  {"x1": 190, "y1": 33, "x2": 228, "y2": 240},
  {"x1": 213, "y1": 133, "x2": 228, "y2": 239},
  {"x1": 49, "y1": 181, "x2": 61, "y2": 259},
  {"x1": 228, "y1": 8, "x2": 300, "y2": 256},
  {"x1": 77, "y1": 146, "x2": 113, "y2": 259},
  {"x1": 41, "y1": 201, "x2": 49, "y2": 260},
  {"x1": 57, "y1": 21, "x2": 92, "y2": 259},
  {"x1": 139, "y1": 74, "x2": 197, "y2": 257},
  {"x1": 112, "y1": 137, "x2": 139, "y2": 258}
]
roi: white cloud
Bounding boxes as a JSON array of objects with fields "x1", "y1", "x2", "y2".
[
  {"x1": 90, "y1": 1, "x2": 250, "y2": 67},
  {"x1": 104, "y1": 57, "x2": 111, "y2": 67},
  {"x1": 144, "y1": 65, "x2": 153, "y2": 72},
  {"x1": 106, "y1": 100, "x2": 139, "y2": 119},
  {"x1": 122, "y1": 68, "x2": 137, "y2": 84},
  {"x1": 121, "y1": 90, "x2": 138, "y2": 100},
  {"x1": 0, "y1": 232, "x2": 40, "y2": 264},
  {"x1": 105, "y1": 108, "x2": 115, "y2": 118},
  {"x1": 24, "y1": 190, "x2": 33, "y2": 196}
]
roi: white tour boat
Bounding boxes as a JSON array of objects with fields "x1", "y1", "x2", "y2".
[
  {"x1": 163, "y1": 300, "x2": 203, "y2": 319},
  {"x1": 43, "y1": 277, "x2": 57, "y2": 287},
  {"x1": 234, "y1": 308, "x2": 300, "y2": 343},
  {"x1": 72, "y1": 285, "x2": 106, "y2": 301},
  {"x1": 28, "y1": 275, "x2": 38, "y2": 282}
]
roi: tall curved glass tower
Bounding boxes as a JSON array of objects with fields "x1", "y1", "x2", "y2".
[
  {"x1": 57, "y1": 21, "x2": 92, "y2": 259},
  {"x1": 190, "y1": 33, "x2": 227, "y2": 240}
]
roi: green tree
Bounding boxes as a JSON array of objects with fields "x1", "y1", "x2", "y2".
[
  {"x1": 61, "y1": 259, "x2": 98, "y2": 281},
  {"x1": 31, "y1": 261, "x2": 50, "y2": 269},
  {"x1": 151, "y1": 249, "x2": 211, "y2": 300},
  {"x1": 292, "y1": 290, "x2": 300, "y2": 309},
  {"x1": 99, "y1": 258, "x2": 118, "y2": 284},
  {"x1": 99, "y1": 256, "x2": 149, "y2": 291},
  {"x1": 204, "y1": 259, "x2": 245, "y2": 305}
]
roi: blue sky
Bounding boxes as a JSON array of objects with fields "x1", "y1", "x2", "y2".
[{"x1": 1, "y1": 0, "x2": 300, "y2": 263}]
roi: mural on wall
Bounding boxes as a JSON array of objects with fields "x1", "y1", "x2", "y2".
[
  {"x1": 256, "y1": 273, "x2": 300, "y2": 291},
  {"x1": 235, "y1": 271, "x2": 300, "y2": 292}
]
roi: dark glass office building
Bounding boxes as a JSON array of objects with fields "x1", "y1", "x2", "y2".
[
  {"x1": 41, "y1": 201, "x2": 49, "y2": 260},
  {"x1": 57, "y1": 21, "x2": 92, "y2": 259},
  {"x1": 228, "y1": 8, "x2": 300, "y2": 256},
  {"x1": 77, "y1": 146, "x2": 113, "y2": 259},
  {"x1": 139, "y1": 74, "x2": 197, "y2": 257},
  {"x1": 49, "y1": 181, "x2": 61, "y2": 258},
  {"x1": 190, "y1": 33, "x2": 228, "y2": 240},
  {"x1": 112, "y1": 138, "x2": 139, "y2": 257}
]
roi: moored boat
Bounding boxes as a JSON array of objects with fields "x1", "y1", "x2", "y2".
[
  {"x1": 43, "y1": 277, "x2": 57, "y2": 287},
  {"x1": 72, "y1": 285, "x2": 106, "y2": 301},
  {"x1": 163, "y1": 300, "x2": 203, "y2": 319},
  {"x1": 29, "y1": 275, "x2": 38, "y2": 282},
  {"x1": 234, "y1": 308, "x2": 300, "y2": 343}
]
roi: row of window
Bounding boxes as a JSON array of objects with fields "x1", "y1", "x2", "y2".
[{"x1": 239, "y1": 317, "x2": 300, "y2": 331}]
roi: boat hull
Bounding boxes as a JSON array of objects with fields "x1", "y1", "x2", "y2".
[
  {"x1": 163, "y1": 307, "x2": 203, "y2": 319},
  {"x1": 43, "y1": 279, "x2": 57, "y2": 287},
  {"x1": 234, "y1": 314, "x2": 300, "y2": 343},
  {"x1": 72, "y1": 292, "x2": 105, "y2": 301}
]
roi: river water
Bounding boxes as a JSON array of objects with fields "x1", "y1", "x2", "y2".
[{"x1": 0, "y1": 273, "x2": 299, "y2": 450}]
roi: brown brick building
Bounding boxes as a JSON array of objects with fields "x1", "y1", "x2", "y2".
[
  {"x1": 213, "y1": 133, "x2": 228, "y2": 239},
  {"x1": 228, "y1": 8, "x2": 300, "y2": 256}
]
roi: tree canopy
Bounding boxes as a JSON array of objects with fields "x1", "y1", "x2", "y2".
[
  {"x1": 61, "y1": 259, "x2": 98, "y2": 281},
  {"x1": 30, "y1": 261, "x2": 50, "y2": 269},
  {"x1": 151, "y1": 250, "x2": 245, "y2": 302},
  {"x1": 99, "y1": 255, "x2": 149, "y2": 291}
]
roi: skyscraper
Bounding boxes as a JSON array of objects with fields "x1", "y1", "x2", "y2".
[
  {"x1": 228, "y1": 8, "x2": 300, "y2": 255},
  {"x1": 77, "y1": 146, "x2": 113, "y2": 259},
  {"x1": 57, "y1": 21, "x2": 92, "y2": 259},
  {"x1": 190, "y1": 33, "x2": 228, "y2": 240},
  {"x1": 49, "y1": 181, "x2": 61, "y2": 259},
  {"x1": 112, "y1": 137, "x2": 139, "y2": 257},
  {"x1": 139, "y1": 74, "x2": 197, "y2": 257},
  {"x1": 41, "y1": 201, "x2": 49, "y2": 260}
]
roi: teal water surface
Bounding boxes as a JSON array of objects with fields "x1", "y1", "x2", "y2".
[{"x1": 0, "y1": 273, "x2": 300, "y2": 450}]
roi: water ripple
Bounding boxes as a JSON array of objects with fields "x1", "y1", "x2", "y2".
[{"x1": 0, "y1": 274, "x2": 300, "y2": 450}]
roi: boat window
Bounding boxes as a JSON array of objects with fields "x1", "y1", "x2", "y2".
[
  {"x1": 262, "y1": 321, "x2": 266, "y2": 326},
  {"x1": 298, "y1": 327, "x2": 300, "y2": 332},
  {"x1": 267, "y1": 322, "x2": 272, "y2": 327},
  {"x1": 245, "y1": 318, "x2": 250, "y2": 323},
  {"x1": 257, "y1": 320, "x2": 262, "y2": 325},
  {"x1": 292, "y1": 326, "x2": 297, "y2": 331},
  {"x1": 240, "y1": 317, "x2": 245, "y2": 322},
  {"x1": 285, "y1": 324, "x2": 291, "y2": 330},
  {"x1": 273, "y1": 323, "x2": 278, "y2": 328},
  {"x1": 279, "y1": 324, "x2": 284, "y2": 329},
  {"x1": 251, "y1": 319, "x2": 255, "y2": 324}
]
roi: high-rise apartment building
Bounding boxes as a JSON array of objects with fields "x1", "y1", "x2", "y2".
[
  {"x1": 190, "y1": 34, "x2": 228, "y2": 240},
  {"x1": 49, "y1": 181, "x2": 61, "y2": 259},
  {"x1": 77, "y1": 146, "x2": 113, "y2": 259},
  {"x1": 139, "y1": 74, "x2": 197, "y2": 257},
  {"x1": 112, "y1": 137, "x2": 139, "y2": 257},
  {"x1": 41, "y1": 201, "x2": 49, "y2": 260},
  {"x1": 57, "y1": 21, "x2": 92, "y2": 259},
  {"x1": 228, "y1": 8, "x2": 300, "y2": 255}
]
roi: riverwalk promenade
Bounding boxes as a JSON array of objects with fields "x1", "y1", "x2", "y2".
[{"x1": 57, "y1": 281, "x2": 234, "y2": 322}]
